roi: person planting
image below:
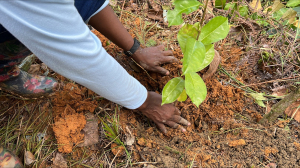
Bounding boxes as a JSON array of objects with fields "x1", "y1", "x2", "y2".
[{"x1": 0, "y1": 1, "x2": 191, "y2": 166}]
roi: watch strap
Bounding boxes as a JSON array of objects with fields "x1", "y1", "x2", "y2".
[{"x1": 124, "y1": 38, "x2": 140, "y2": 56}]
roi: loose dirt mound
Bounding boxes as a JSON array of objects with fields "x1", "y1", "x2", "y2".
[{"x1": 51, "y1": 83, "x2": 97, "y2": 153}]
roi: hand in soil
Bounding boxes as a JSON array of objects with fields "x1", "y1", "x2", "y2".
[
  {"x1": 137, "y1": 91, "x2": 190, "y2": 133},
  {"x1": 132, "y1": 45, "x2": 177, "y2": 75}
]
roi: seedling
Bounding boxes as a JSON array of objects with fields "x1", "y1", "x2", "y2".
[{"x1": 162, "y1": 0, "x2": 230, "y2": 107}]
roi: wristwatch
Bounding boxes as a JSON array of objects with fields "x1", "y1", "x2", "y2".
[{"x1": 124, "y1": 38, "x2": 140, "y2": 56}]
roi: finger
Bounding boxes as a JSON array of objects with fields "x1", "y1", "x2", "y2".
[
  {"x1": 154, "y1": 66, "x2": 169, "y2": 75},
  {"x1": 165, "y1": 120, "x2": 178, "y2": 128},
  {"x1": 166, "y1": 121, "x2": 186, "y2": 132},
  {"x1": 162, "y1": 50, "x2": 173, "y2": 56},
  {"x1": 156, "y1": 123, "x2": 167, "y2": 134},
  {"x1": 171, "y1": 115, "x2": 191, "y2": 126},
  {"x1": 159, "y1": 56, "x2": 178, "y2": 64},
  {"x1": 174, "y1": 107, "x2": 181, "y2": 115},
  {"x1": 157, "y1": 45, "x2": 165, "y2": 51}
]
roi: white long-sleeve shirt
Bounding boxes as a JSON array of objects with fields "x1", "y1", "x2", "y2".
[{"x1": 0, "y1": 0, "x2": 147, "y2": 109}]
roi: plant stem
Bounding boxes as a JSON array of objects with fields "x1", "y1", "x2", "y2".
[{"x1": 196, "y1": 0, "x2": 209, "y2": 41}]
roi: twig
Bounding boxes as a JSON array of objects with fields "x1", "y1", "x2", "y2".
[
  {"x1": 131, "y1": 58, "x2": 158, "y2": 83},
  {"x1": 119, "y1": 0, "x2": 126, "y2": 21},
  {"x1": 104, "y1": 134, "x2": 120, "y2": 148},
  {"x1": 109, "y1": 150, "x2": 120, "y2": 168},
  {"x1": 197, "y1": 0, "x2": 209, "y2": 40},
  {"x1": 131, "y1": 162, "x2": 160, "y2": 165}
]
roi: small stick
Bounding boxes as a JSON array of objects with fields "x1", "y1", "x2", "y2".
[
  {"x1": 197, "y1": 0, "x2": 209, "y2": 40},
  {"x1": 109, "y1": 149, "x2": 120, "y2": 168},
  {"x1": 119, "y1": 0, "x2": 126, "y2": 21},
  {"x1": 131, "y1": 58, "x2": 158, "y2": 83}
]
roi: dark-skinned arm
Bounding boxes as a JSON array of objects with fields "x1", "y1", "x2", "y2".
[
  {"x1": 88, "y1": 6, "x2": 190, "y2": 133},
  {"x1": 88, "y1": 5, "x2": 177, "y2": 75}
]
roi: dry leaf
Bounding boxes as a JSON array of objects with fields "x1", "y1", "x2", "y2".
[
  {"x1": 294, "y1": 20, "x2": 300, "y2": 28},
  {"x1": 77, "y1": 113, "x2": 99, "y2": 147},
  {"x1": 250, "y1": 0, "x2": 262, "y2": 11},
  {"x1": 125, "y1": 126, "x2": 135, "y2": 146},
  {"x1": 24, "y1": 151, "x2": 35, "y2": 165},
  {"x1": 109, "y1": 0, "x2": 117, "y2": 7},
  {"x1": 52, "y1": 153, "x2": 68, "y2": 168},
  {"x1": 282, "y1": 8, "x2": 297, "y2": 24},
  {"x1": 272, "y1": 0, "x2": 284, "y2": 13},
  {"x1": 28, "y1": 64, "x2": 41, "y2": 75},
  {"x1": 271, "y1": 85, "x2": 288, "y2": 97},
  {"x1": 203, "y1": 50, "x2": 221, "y2": 80},
  {"x1": 284, "y1": 100, "x2": 300, "y2": 122},
  {"x1": 148, "y1": 0, "x2": 161, "y2": 12}
]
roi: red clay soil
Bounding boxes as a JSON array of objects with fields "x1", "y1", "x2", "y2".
[
  {"x1": 91, "y1": 28, "x2": 300, "y2": 167},
  {"x1": 51, "y1": 83, "x2": 98, "y2": 153}
]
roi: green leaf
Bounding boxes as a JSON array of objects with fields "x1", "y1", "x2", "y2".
[
  {"x1": 185, "y1": 72, "x2": 207, "y2": 107},
  {"x1": 287, "y1": 0, "x2": 300, "y2": 7},
  {"x1": 224, "y1": 2, "x2": 236, "y2": 11},
  {"x1": 215, "y1": 0, "x2": 226, "y2": 9},
  {"x1": 250, "y1": 92, "x2": 267, "y2": 107},
  {"x1": 182, "y1": 38, "x2": 206, "y2": 74},
  {"x1": 249, "y1": 93, "x2": 267, "y2": 100},
  {"x1": 199, "y1": 16, "x2": 230, "y2": 45},
  {"x1": 294, "y1": 7, "x2": 300, "y2": 16},
  {"x1": 162, "y1": 77, "x2": 185, "y2": 105},
  {"x1": 177, "y1": 24, "x2": 198, "y2": 53},
  {"x1": 167, "y1": 0, "x2": 201, "y2": 26},
  {"x1": 197, "y1": 44, "x2": 215, "y2": 71},
  {"x1": 177, "y1": 89, "x2": 187, "y2": 102},
  {"x1": 255, "y1": 99, "x2": 266, "y2": 107},
  {"x1": 239, "y1": 6, "x2": 249, "y2": 17},
  {"x1": 167, "y1": 10, "x2": 184, "y2": 26}
]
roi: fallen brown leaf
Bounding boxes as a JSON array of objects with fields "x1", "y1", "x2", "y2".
[
  {"x1": 77, "y1": 113, "x2": 99, "y2": 147},
  {"x1": 271, "y1": 85, "x2": 288, "y2": 97},
  {"x1": 148, "y1": 0, "x2": 161, "y2": 12},
  {"x1": 24, "y1": 151, "x2": 35, "y2": 165},
  {"x1": 284, "y1": 100, "x2": 300, "y2": 122},
  {"x1": 125, "y1": 126, "x2": 135, "y2": 146},
  {"x1": 52, "y1": 153, "x2": 68, "y2": 168},
  {"x1": 28, "y1": 64, "x2": 41, "y2": 75}
]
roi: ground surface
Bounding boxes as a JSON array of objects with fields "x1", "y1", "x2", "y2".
[{"x1": 1, "y1": 0, "x2": 300, "y2": 168}]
